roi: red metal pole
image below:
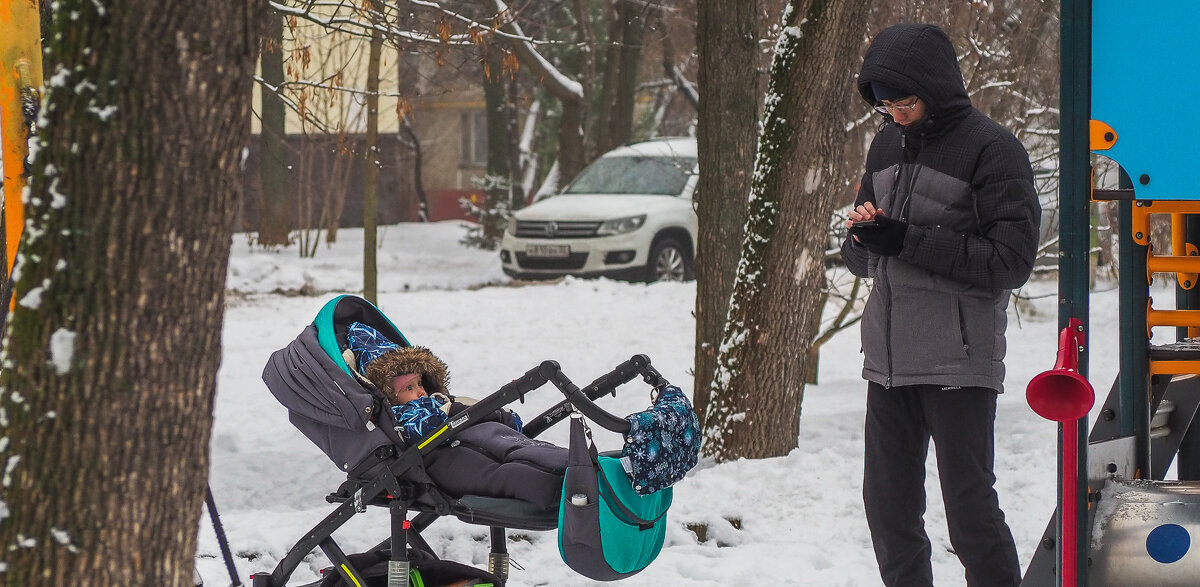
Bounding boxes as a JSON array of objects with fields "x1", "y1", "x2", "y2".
[
  {"x1": 1061, "y1": 419, "x2": 1079, "y2": 587},
  {"x1": 1059, "y1": 317, "x2": 1084, "y2": 587},
  {"x1": 1027, "y1": 318, "x2": 1092, "y2": 587}
]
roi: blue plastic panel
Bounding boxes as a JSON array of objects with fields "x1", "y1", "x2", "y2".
[{"x1": 1092, "y1": 1, "x2": 1199, "y2": 200}]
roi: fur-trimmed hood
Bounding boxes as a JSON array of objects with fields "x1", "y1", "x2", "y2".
[
  {"x1": 345, "y1": 321, "x2": 451, "y2": 401},
  {"x1": 364, "y1": 345, "x2": 450, "y2": 399}
]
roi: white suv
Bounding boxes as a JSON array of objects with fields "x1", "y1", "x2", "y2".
[{"x1": 500, "y1": 137, "x2": 698, "y2": 282}]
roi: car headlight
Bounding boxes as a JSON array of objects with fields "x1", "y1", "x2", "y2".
[
  {"x1": 596, "y1": 215, "x2": 646, "y2": 236},
  {"x1": 505, "y1": 216, "x2": 517, "y2": 235}
]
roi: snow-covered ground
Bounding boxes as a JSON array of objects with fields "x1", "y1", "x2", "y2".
[{"x1": 197, "y1": 221, "x2": 1133, "y2": 586}]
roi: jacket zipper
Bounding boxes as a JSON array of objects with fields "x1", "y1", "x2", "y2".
[
  {"x1": 881, "y1": 127, "x2": 920, "y2": 389},
  {"x1": 882, "y1": 163, "x2": 903, "y2": 388}
]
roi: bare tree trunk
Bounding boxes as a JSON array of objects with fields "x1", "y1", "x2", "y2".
[
  {"x1": 323, "y1": 135, "x2": 354, "y2": 243},
  {"x1": 0, "y1": 0, "x2": 264, "y2": 583},
  {"x1": 506, "y1": 76, "x2": 526, "y2": 208},
  {"x1": 808, "y1": 275, "x2": 863, "y2": 383},
  {"x1": 693, "y1": 0, "x2": 763, "y2": 430},
  {"x1": 703, "y1": 0, "x2": 872, "y2": 461},
  {"x1": 400, "y1": 114, "x2": 430, "y2": 222},
  {"x1": 609, "y1": 0, "x2": 649, "y2": 147},
  {"x1": 486, "y1": 0, "x2": 587, "y2": 184},
  {"x1": 517, "y1": 99, "x2": 541, "y2": 203},
  {"x1": 573, "y1": 0, "x2": 599, "y2": 159},
  {"x1": 659, "y1": 4, "x2": 698, "y2": 110},
  {"x1": 297, "y1": 132, "x2": 321, "y2": 258},
  {"x1": 557, "y1": 99, "x2": 586, "y2": 184},
  {"x1": 396, "y1": 50, "x2": 429, "y2": 222},
  {"x1": 259, "y1": 11, "x2": 291, "y2": 246},
  {"x1": 482, "y1": 45, "x2": 514, "y2": 243},
  {"x1": 593, "y1": 0, "x2": 619, "y2": 153},
  {"x1": 363, "y1": 18, "x2": 383, "y2": 304}
]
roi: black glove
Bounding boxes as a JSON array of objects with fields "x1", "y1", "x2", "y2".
[{"x1": 849, "y1": 215, "x2": 909, "y2": 257}]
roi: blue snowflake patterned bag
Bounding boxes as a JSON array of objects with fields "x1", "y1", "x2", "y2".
[{"x1": 620, "y1": 386, "x2": 701, "y2": 495}]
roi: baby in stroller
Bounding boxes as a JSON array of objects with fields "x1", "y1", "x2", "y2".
[
  {"x1": 346, "y1": 321, "x2": 568, "y2": 510},
  {"x1": 255, "y1": 295, "x2": 702, "y2": 587}
]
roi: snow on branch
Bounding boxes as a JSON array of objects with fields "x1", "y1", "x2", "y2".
[
  {"x1": 667, "y1": 63, "x2": 698, "y2": 108},
  {"x1": 485, "y1": 0, "x2": 583, "y2": 102},
  {"x1": 271, "y1": 0, "x2": 476, "y2": 45},
  {"x1": 254, "y1": 76, "x2": 336, "y2": 134}
]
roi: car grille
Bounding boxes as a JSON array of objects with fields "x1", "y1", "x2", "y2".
[
  {"x1": 515, "y1": 252, "x2": 589, "y2": 270},
  {"x1": 515, "y1": 220, "x2": 601, "y2": 239}
]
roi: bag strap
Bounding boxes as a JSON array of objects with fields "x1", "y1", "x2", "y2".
[{"x1": 577, "y1": 416, "x2": 665, "y2": 531}]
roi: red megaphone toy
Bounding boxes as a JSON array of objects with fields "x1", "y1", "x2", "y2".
[
  {"x1": 1026, "y1": 318, "x2": 1095, "y2": 422},
  {"x1": 1026, "y1": 318, "x2": 1095, "y2": 587}
]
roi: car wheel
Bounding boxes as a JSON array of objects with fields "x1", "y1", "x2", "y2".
[{"x1": 646, "y1": 238, "x2": 692, "y2": 283}]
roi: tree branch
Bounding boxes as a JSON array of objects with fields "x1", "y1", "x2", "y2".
[{"x1": 483, "y1": 0, "x2": 584, "y2": 102}]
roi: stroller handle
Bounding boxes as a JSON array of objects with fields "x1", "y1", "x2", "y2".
[
  {"x1": 460, "y1": 360, "x2": 565, "y2": 428},
  {"x1": 524, "y1": 354, "x2": 669, "y2": 437},
  {"x1": 564, "y1": 387, "x2": 631, "y2": 434}
]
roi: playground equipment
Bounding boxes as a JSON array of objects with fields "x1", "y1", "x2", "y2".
[
  {"x1": 0, "y1": 0, "x2": 42, "y2": 292},
  {"x1": 1022, "y1": 1, "x2": 1200, "y2": 585}
]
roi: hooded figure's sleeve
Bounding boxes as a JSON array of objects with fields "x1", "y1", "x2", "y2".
[
  {"x1": 840, "y1": 170, "x2": 876, "y2": 278},
  {"x1": 896, "y1": 134, "x2": 1040, "y2": 290}
]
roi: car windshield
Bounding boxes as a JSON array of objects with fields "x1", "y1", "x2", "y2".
[{"x1": 563, "y1": 155, "x2": 696, "y2": 196}]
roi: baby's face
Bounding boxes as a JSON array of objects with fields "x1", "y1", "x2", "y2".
[{"x1": 390, "y1": 376, "x2": 427, "y2": 404}]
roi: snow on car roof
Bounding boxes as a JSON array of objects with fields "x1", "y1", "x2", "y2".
[{"x1": 602, "y1": 137, "x2": 696, "y2": 160}]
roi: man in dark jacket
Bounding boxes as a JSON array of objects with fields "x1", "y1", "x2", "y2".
[{"x1": 840, "y1": 23, "x2": 1040, "y2": 587}]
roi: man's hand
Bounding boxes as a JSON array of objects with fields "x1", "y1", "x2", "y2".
[
  {"x1": 848, "y1": 214, "x2": 909, "y2": 256},
  {"x1": 845, "y1": 202, "x2": 884, "y2": 228},
  {"x1": 846, "y1": 202, "x2": 886, "y2": 244}
]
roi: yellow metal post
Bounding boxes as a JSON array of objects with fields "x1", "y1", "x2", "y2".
[{"x1": 0, "y1": 0, "x2": 42, "y2": 280}]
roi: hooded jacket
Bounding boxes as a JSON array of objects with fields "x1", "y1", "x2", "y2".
[{"x1": 840, "y1": 24, "x2": 1041, "y2": 392}]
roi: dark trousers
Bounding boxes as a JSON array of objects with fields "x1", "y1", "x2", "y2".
[{"x1": 863, "y1": 382, "x2": 1020, "y2": 587}]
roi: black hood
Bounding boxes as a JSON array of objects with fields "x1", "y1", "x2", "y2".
[{"x1": 857, "y1": 24, "x2": 972, "y2": 125}]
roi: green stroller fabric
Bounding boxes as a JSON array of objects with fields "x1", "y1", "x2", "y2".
[{"x1": 558, "y1": 415, "x2": 671, "y2": 581}]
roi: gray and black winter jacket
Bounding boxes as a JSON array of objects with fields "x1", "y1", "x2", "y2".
[{"x1": 840, "y1": 24, "x2": 1041, "y2": 392}]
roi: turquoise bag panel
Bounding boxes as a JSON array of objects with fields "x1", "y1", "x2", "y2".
[{"x1": 596, "y1": 455, "x2": 671, "y2": 573}]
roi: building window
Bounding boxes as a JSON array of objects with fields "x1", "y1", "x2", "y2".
[{"x1": 460, "y1": 111, "x2": 488, "y2": 166}]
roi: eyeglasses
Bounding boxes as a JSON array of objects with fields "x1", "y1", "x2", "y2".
[{"x1": 873, "y1": 97, "x2": 919, "y2": 115}]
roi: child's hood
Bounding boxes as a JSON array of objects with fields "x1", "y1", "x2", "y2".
[{"x1": 365, "y1": 345, "x2": 450, "y2": 397}]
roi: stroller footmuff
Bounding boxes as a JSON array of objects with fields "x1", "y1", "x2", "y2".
[
  {"x1": 426, "y1": 421, "x2": 567, "y2": 510},
  {"x1": 252, "y1": 295, "x2": 701, "y2": 587}
]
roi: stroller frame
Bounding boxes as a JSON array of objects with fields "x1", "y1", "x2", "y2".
[{"x1": 251, "y1": 353, "x2": 669, "y2": 587}]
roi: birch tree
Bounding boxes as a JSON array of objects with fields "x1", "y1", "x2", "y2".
[
  {"x1": 0, "y1": 1, "x2": 264, "y2": 583},
  {"x1": 703, "y1": 0, "x2": 871, "y2": 460}
]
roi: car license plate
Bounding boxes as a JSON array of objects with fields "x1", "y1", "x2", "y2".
[{"x1": 526, "y1": 244, "x2": 570, "y2": 258}]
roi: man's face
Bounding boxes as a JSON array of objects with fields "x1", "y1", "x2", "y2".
[
  {"x1": 881, "y1": 96, "x2": 926, "y2": 127},
  {"x1": 390, "y1": 375, "x2": 427, "y2": 404}
]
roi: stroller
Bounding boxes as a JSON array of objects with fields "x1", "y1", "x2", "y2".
[{"x1": 251, "y1": 295, "x2": 700, "y2": 587}]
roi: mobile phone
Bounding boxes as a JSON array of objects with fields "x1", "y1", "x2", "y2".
[{"x1": 850, "y1": 220, "x2": 882, "y2": 229}]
